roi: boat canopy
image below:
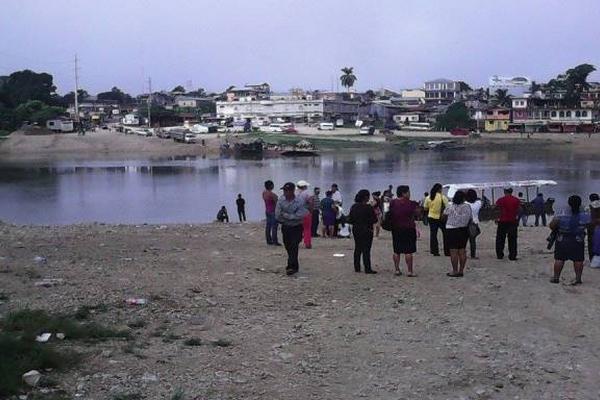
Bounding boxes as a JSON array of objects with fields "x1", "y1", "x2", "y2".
[{"x1": 444, "y1": 180, "x2": 557, "y2": 200}]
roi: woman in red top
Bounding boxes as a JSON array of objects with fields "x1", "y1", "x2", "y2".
[{"x1": 389, "y1": 185, "x2": 421, "y2": 277}]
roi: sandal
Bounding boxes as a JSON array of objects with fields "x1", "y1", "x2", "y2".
[
  {"x1": 394, "y1": 270, "x2": 402, "y2": 276},
  {"x1": 406, "y1": 273, "x2": 417, "y2": 277},
  {"x1": 549, "y1": 277, "x2": 560, "y2": 284},
  {"x1": 446, "y1": 272, "x2": 461, "y2": 278},
  {"x1": 569, "y1": 279, "x2": 582, "y2": 286}
]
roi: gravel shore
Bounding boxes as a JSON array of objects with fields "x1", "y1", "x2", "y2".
[{"x1": 1, "y1": 221, "x2": 599, "y2": 399}]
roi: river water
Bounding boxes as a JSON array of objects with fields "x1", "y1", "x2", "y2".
[{"x1": 1, "y1": 148, "x2": 599, "y2": 225}]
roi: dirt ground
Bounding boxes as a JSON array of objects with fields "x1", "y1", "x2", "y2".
[{"x1": 1, "y1": 220, "x2": 599, "y2": 400}]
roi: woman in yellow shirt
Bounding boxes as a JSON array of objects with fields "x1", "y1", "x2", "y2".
[{"x1": 423, "y1": 183, "x2": 449, "y2": 256}]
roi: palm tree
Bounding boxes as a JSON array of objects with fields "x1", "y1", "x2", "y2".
[
  {"x1": 340, "y1": 67, "x2": 357, "y2": 93},
  {"x1": 493, "y1": 89, "x2": 512, "y2": 107}
]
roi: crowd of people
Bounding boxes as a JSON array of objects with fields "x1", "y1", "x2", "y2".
[{"x1": 220, "y1": 180, "x2": 600, "y2": 283}]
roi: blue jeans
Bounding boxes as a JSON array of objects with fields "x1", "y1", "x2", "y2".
[{"x1": 265, "y1": 212, "x2": 279, "y2": 244}]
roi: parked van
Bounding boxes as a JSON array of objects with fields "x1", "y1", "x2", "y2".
[
  {"x1": 318, "y1": 122, "x2": 335, "y2": 131},
  {"x1": 264, "y1": 123, "x2": 291, "y2": 133},
  {"x1": 46, "y1": 119, "x2": 74, "y2": 133},
  {"x1": 403, "y1": 122, "x2": 432, "y2": 131}
]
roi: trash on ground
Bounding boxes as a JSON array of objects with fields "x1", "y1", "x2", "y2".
[
  {"x1": 34, "y1": 256, "x2": 47, "y2": 264},
  {"x1": 125, "y1": 298, "x2": 147, "y2": 305},
  {"x1": 56, "y1": 333, "x2": 65, "y2": 340},
  {"x1": 34, "y1": 279, "x2": 64, "y2": 287},
  {"x1": 333, "y1": 253, "x2": 345, "y2": 257},
  {"x1": 35, "y1": 333, "x2": 52, "y2": 342},
  {"x1": 23, "y1": 370, "x2": 42, "y2": 387}
]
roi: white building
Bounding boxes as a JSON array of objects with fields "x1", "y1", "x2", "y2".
[
  {"x1": 216, "y1": 98, "x2": 324, "y2": 122},
  {"x1": 489, "y1": 75, "x2": 532, "y2": 88}
]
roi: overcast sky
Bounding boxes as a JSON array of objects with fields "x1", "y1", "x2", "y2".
[{"x1": 1, "y1": 0, "x2": 599, "y2": 95}]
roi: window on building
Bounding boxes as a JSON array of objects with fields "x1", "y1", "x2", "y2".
[
  {"x1": 551, "y1": 111, "x2": 557, "y2": 117},
  {"x1": 559, "y1": 111, "x2": 564, "y2": 118},
  {"x1": 575, "y1": 111, "x2": 581, "y2": 117},
  {"x1": 582, "y1": 111, "x2": 588, "y2": 117},
  {"x1": 566, "y1": 111, "x2": 571, "y2": 118},
  {"x1": 544, "y1": 111, "x2": 549, "y2": 118}
]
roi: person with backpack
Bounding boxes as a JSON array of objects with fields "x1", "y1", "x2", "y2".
[{"x1": 549, "y1": 195, "x2": 591, "y2": 285}]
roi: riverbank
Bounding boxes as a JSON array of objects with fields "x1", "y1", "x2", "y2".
[
  {"x1": 1, "y1": 126, "x2": 599, "y2": 162},
  {"x1": 1, "y1": 221, "x2": 599, "y2": 399}
]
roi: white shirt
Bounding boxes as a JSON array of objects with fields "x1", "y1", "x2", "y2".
[
  {"x1": 469, "y1": 200, "x2": 482, "y2": 224},
  {"x1": 332, "y1": 190, "x2": 343, "y2": 205}
]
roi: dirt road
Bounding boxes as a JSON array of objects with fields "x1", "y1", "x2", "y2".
[{"x1": 1, "y1": 221, "x2": 599, "y2": 399}]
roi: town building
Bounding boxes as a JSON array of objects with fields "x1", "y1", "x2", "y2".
[
  {"x1": 484, "y1": 108, "x2": 511, "y2": 132},
  {"x1": 225, "y1": 83, "x2": 270, "y2": 101},
  {"x1": 423, "y1": 79, "x2": 466, "y2": 104}
]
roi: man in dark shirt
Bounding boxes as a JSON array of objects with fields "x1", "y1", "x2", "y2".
[
  {"x1": 532, "y1": 193, "x2": 546, "y2": 226},
  {"x1": 236, "y1": 194, "x2": 246, "y2": 222},
  {"x1": 216, "y1": 206, "x2": 229, "y2": 223},
  {"x1": 276, "y1": 182, "x2": 309, "y2": 276},
  {"x1": 495, "y1": 187, "x2": 521, "y2": 260}
]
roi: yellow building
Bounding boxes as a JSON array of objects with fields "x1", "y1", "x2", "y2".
[{"x1": 484, "y1": 108, "x2": 510, "y2": 132}]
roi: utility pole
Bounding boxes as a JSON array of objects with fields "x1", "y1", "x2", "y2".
[
  {"x1": 147, "y1": 77, "x2": 152, "y2": 128},
  {"x1": 74, "y1": 54, "x2": 80, "y2": 132}
]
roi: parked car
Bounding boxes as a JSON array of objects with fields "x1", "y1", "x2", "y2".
[
  {"x1": 359, "y1": 126, "x2": 375, "y2": 135},
  {"x1": 450, "y1": 127, "x2": 470, "y2": 136},
  {"x1": 284, "y1": 126, "x2": 298, "y2": 134},
  {"x1": 136, "y1": 129, "x2": 152, "y2": 137},
  {"x1": 318, "y1": 122, "x2": 335, "y2": 131},
  {"x1": 184, "y1": 133, "x2": 197, "y2": 144},
  {"x1": 156, "y1": 129, "x2": 171, "y2": 139}
]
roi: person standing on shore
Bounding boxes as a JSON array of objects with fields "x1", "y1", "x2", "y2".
[
  {"x1": 588, "y1": 193, "x2": 600, "y2": 261},
  {"x1": 533, "y1": 193, "x2": 547, "y2": 227},
  {"x1": 320, "y1": 191, "x2": 336, "y2": 237},
  {"x1": 466, "y1": 189, "x2": 482, "y2": 259},
  {"x1": 311, "y1": 187, "x2": 321, "y2": 238},
  {"x1": 389, "y1": 185, "x2": 420, "y2": 277},
  {"x1": 348, "y1": 189, "x2": 378, "y2": 274},
  {"x1": 236, "y1": 194, "x2": 246, "y2": 222},
  {"x1": 262, "y1": 180, "x2": 280, "y2": 246},
  {"x1": 276, "y1": 182, "x2": 308, "y2": 276},
  {"x1": 549, "y1": 195, "x2": 590, "y2": 285},
  {"x1": 495, "y1": 187, "x2": 521, "y2": 260},
  {"x1": 424, "y1": 183, "x2": 449, "y2": 257},
  {"x1": 331, "y1": 183, "x2": 343, "y2": 236},
  {"x1": 296, "y1": 180, "x2": 313, "y2": 249},
  {"x1": 517, "y1": 192, "x2": 528, "y2": 226},
  {"x1": 420, "y1": 192, "x2": 429, "y2": 226},
  {"x1": 370, "y1": 191, "x2": 383, "y2": 237},
  {"x1": 444, "y1": 191, "x2": 472, "y2": 277}
]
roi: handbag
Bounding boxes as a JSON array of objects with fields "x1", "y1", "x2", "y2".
[{"x1": 468, "y1": 220, "x2": 480, "y2": 238}]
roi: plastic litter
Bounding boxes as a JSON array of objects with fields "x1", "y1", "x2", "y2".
[
  {"x1": 34, "y1": 279, "x2": 64, "y2": 287},
  {"x1": 35, "y1": 333, "x2": 52, "y2": 343},
  {"x1": 23, "y1": 370, "x2": 42, "y2": 387},
  {"x1": 333, "y1": 253, "x2": 345, "y2": 257},
  {"x1": 56, "y1": 333, "x2": 65, "y2": 340},
  {"x1": 34, "y1": 256, "x2": 47, "y2": 264},
  {"x1": 125, "y1": 298, "x2": 147, "y2": 305}
]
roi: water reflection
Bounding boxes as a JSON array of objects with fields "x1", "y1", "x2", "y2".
[{"x1": 0, "y1": 148, "x2": 599, "y2": 225}]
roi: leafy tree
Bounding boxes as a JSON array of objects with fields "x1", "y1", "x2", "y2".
[
  {"x1": 97, "y1": 87, "x2": 133, "y2": 104},
  {"x1": 340, "y1": 67, "x2": 357, "y2": 93},
  {"x1": 530, "y1": 81, "x2": 541, "y2": 94},
  {"x1": 0, "y1": 70, "x2": 57, "y2": 107},
  {"x1": 493, "y1": 89, "x2": 511, "y2": 107},
  {"x1": 187, "y1": 88, "x2": 206, "y2": 97},
  {"x1": 435, "y1": 102, "x2": 471, "y2": 130},
  {"x1": 364, "y1": 90, "x2": 376, "y2": 100},
  {"x1": 171, "y1": 85, "x2": 186, "y2": 93},
  {"x1": 60, "y1": 89, "x2": 89, "y2": 106},
  {"x1": 13, "y1": 100, "x2": 64, "y2": 126}
]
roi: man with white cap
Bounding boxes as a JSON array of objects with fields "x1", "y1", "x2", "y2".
[
  {"x1": 296, "y1": 180, "x2": 314, "y2": 249},
  {"x1": 276, "y1": 182, "x2": 309, "y2": 275}
]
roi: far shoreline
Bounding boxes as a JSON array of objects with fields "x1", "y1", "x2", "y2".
[{"x1": 0, "y1": 127, "x2": 599, "y2": 164}]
